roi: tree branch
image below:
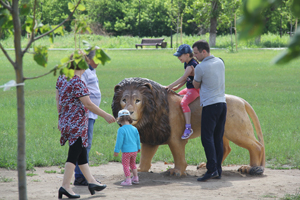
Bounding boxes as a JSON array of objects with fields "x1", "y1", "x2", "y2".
[
  {"x1": 0, "y1": 42, "x2": 15, "y2": 68},
  {"x1": 22, "y1": 0, "x2": 37, "y2": 56},
  {"x1": 33, "y1": 0, "x2": 81, "y2": 42},
  {"x1": 23, "y1": 66, "x2": 57, "y2": 81},
  {"x1": 0, "y1": 0, "x2": 12, "y2": 12}
]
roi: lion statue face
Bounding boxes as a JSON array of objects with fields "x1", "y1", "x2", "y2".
[
  {"x1": 112, "y1": 77, "x2": 171, "y2": 145},
  {"x1": 118, "y1": 89, "x2": 143, "y2": 126}
]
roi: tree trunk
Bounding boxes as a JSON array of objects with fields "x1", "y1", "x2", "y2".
[
  {"x1": 12, "y1": 0, "x2": 28, "y2": 199},
  {"x1": 255, "y1": 35, "x2": 261, "y2": 44},
  {"x1": 209, "y1": 16, "x2": 217, "y2": 47},
  {"x1": 235, "y1": 13, "x2": 238, "y2": 52},
  {"x1": 180, "y1": 14, "x2": 183, "y2": 44}
]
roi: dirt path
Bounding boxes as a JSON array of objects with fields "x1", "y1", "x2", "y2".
[{"x1": 1, "y1": 162, "x2": 299, "y2": 200}]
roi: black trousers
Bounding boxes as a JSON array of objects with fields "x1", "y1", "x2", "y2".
[
  {"x1": 201, "y1": 103, "x2": 227, "y2": 175},
  {"x1": 66, "y1": 137, "x2": 88, "y2": 166}
]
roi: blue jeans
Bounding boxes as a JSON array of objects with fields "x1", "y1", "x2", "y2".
[
  {"x1": 74, "y1": 118, "x2": 95, "y2": 179},
  {"x1": 201, "y1": 103, "x2": 227, "y2": 175}
]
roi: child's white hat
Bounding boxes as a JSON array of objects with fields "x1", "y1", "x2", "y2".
[{"x1": 118, "y1": 109, "x2": 130, "y2": 118}]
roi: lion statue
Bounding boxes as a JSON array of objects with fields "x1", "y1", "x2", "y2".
[{"x1": 112, "y1": 77, "x2": 265, "y2": 176}]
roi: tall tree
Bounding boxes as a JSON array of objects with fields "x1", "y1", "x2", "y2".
[
  {"x1": 0, "y1": 1, "x2": 81, "y2": 199},
  {"x1": 187, "y1": 0, "x2": 242, "y2": 46},
  {"x1": 238, "y1": 0, "x2": 300, "y2": 64},
  {"x1": 0, "y1": 1, "x2": 110, "y2": 199}
]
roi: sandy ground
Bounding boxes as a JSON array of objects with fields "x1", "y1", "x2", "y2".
[{"x1": 0, "y1": 162, "x2": 299, "y2": 200}]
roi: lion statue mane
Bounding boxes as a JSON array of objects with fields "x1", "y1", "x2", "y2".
[
  {"x1": 112, "y1": 77, "x2": 265, "y2": 176},
  {"x1": 112, "y1": 77, "x2": 171, "y2": 145}
]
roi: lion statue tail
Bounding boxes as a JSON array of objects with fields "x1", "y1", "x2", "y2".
[{"x1": 243, "y1": 99, "x2": 266, "y2": 168}]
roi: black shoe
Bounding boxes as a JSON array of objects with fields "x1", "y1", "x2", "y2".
[
  {"x1": 74, "y1": 177, "x2": 88, "y2": 186},
  {"x1": 88, "y1": 183, "x2": 107, "y2": 195},
  {"x1": 58, "y1": 187, "x2": 80, "y2": 199},
  {"x1": 197, "y1": 170, "x2": 219, "y2": 182},
  {"x1": 213, "y1": 175, "x2": 221, "y2": 179}
]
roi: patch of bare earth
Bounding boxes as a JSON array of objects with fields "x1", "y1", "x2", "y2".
[{"x1": 0, "y1": 162, "x2": 299, "y2": 200}]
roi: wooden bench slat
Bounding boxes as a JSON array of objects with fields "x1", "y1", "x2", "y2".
[{"x1": 136, "y1": 38, "x2": 165, "y2": 49}]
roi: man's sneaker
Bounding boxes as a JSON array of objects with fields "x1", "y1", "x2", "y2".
[
  {"x1": 197, "y1": 170, "x2": 219, "y2": 182},
  {"x1": 74, "y1": 177, "x2": 88, "y2": 186},
  {"x1": 181, "y1": 128, "x2": 193, "y2": 139},
  {"x1": 121, "y1": 179, "x2": 132, "y2": 186},
  {"x1": 131, "y1": 176, "x2": 139, "y2": 184}
]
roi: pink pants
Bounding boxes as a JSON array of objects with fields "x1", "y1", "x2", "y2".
[
  {"x1": 122, "y1": 152, "x2": 137, "y2": 177},
  {"x1": 178, "y1": 88, "x2": 200, "y2": 113}
]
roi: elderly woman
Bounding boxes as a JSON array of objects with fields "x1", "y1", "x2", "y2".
[{"x1": 56, "y1": 53, "x2": 115, "y2": 199}]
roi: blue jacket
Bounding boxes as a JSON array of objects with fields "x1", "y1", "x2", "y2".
[{"x1": 114, "y1": 124, "x2": 141, "y2": 153}]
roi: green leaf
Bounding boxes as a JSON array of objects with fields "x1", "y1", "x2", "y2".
[
  {"x1": 33, "y1": 46, "x2": 48, "y2": 67},
  {"x1": 86, "y1": 26, "x2": 92, "y2": 34},
  {"x1": 0, "y1": 14, "x2": 9, "y2": 27},
  {"x1": 273, "y1": 27, "x2": 300, "y2": 64},
  {"x1": 61, "y1": 67, "x2": 69, "y2": 76},
  {"x1": 94, "y1": 49, "x2": 111, "y2": 66},
  {"x1": 74, "y1": 58, "x2": 81, "y2": 64},
  {"x1": 39, "y1": 24, "x2": 51, "y2": 34},
  {"x1": 67, "y1": 69, "x2": 75, "y2": 79},
  {"x1": 68, "y1": 2, "x2": 75, "y2": 12},
  {"x1": 77, "y1": 58, "x2": 89, "y2": 70},
  {"x1": 290, "y1": 0, "x2": 300, "y2": 18},
  {"x1": 20, "y1": 4, "x2": 30, "y2": 16},
  {"x1": 77, "y1": 4, "x2": 86, "y2": 11},
  {"x1": 49, "y1": 32, "x2": 54, "y2": 43},
  {"x1": 52, "y1": 25, "x2": 64, "y2": 36},
  {"x1": 60, "y1": 57, "x2": 70, "y2": 65},
  {"x1": 57, "y1": 64, "x2": 63, "y2": 69},
  {"x1": 25, "y1": 16, "x2": 34, "y2": 33},
  {"x1": 237, "y1": 1, "x2": 265, "y2": 40}
]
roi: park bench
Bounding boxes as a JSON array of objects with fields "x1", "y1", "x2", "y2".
[{"x1": 136, "y1": 38, "x2": 165, "y2": 49}]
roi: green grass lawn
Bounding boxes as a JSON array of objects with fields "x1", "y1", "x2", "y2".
[{"x1": 0, "y1": 49, "x2": 299, "y2": 170}]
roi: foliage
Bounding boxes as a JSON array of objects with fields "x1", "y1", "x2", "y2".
[
  {"x1": 3, "y1": 0, "x2": 297, "y2": 39},
  {"x1": 187, "y1": 0, "x2": 241, "y2": 32},
  {"x1": 238, "y1": 0, "x2": 300, "y2": 64},
  {"x1": 38, "y1": 0, "x2": 72, "y2": 31}
]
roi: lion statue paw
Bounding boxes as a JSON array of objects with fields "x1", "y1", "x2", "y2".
[
  {"x1": 167, "y1": 168, "x2": 186, "y2": 176},
  {"x1": 197, "y1": 162, "x2": 206, "y2": 169},
  {"x1": 238, "y1": 165, "x2": 264, "y2": 175}
]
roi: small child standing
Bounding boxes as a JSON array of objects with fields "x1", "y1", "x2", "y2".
[
  {"x1": 114, "y1": 109, "x2": 141, "y2": 186},
  {"x1": 165, "y1": 44, "x2": 199, "y2": 139}
]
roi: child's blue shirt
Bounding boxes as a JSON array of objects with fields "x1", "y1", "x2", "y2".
[{"x1": 114, "y1": 124, "x2": 141, "y2": 153}]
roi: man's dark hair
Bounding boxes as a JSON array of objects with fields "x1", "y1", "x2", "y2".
[{"x1": 192, "y1": 40, "x2": 210, "y2": 53}]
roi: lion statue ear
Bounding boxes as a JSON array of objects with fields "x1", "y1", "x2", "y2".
[
  {"x1": 143, "y1": 83, "x2": 152, "y2": 91},
  {"x1": 114, "y1": 84, "x2": 121, "y2": 92}
]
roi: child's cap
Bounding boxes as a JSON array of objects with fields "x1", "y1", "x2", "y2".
[
  {"x1": 173, "y1": 44, "x2": 193, "y2": 57},
  {"x1": 118, "y1": 109, "x2": 130, "y2": 118}
]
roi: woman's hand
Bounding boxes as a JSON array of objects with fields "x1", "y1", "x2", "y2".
[
  {"x1": 104, "y1": 114, "x2": 116, "y2": 124},
  {"x1": 114, "y1": 152, "x2": 119, "y2": 157}
]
